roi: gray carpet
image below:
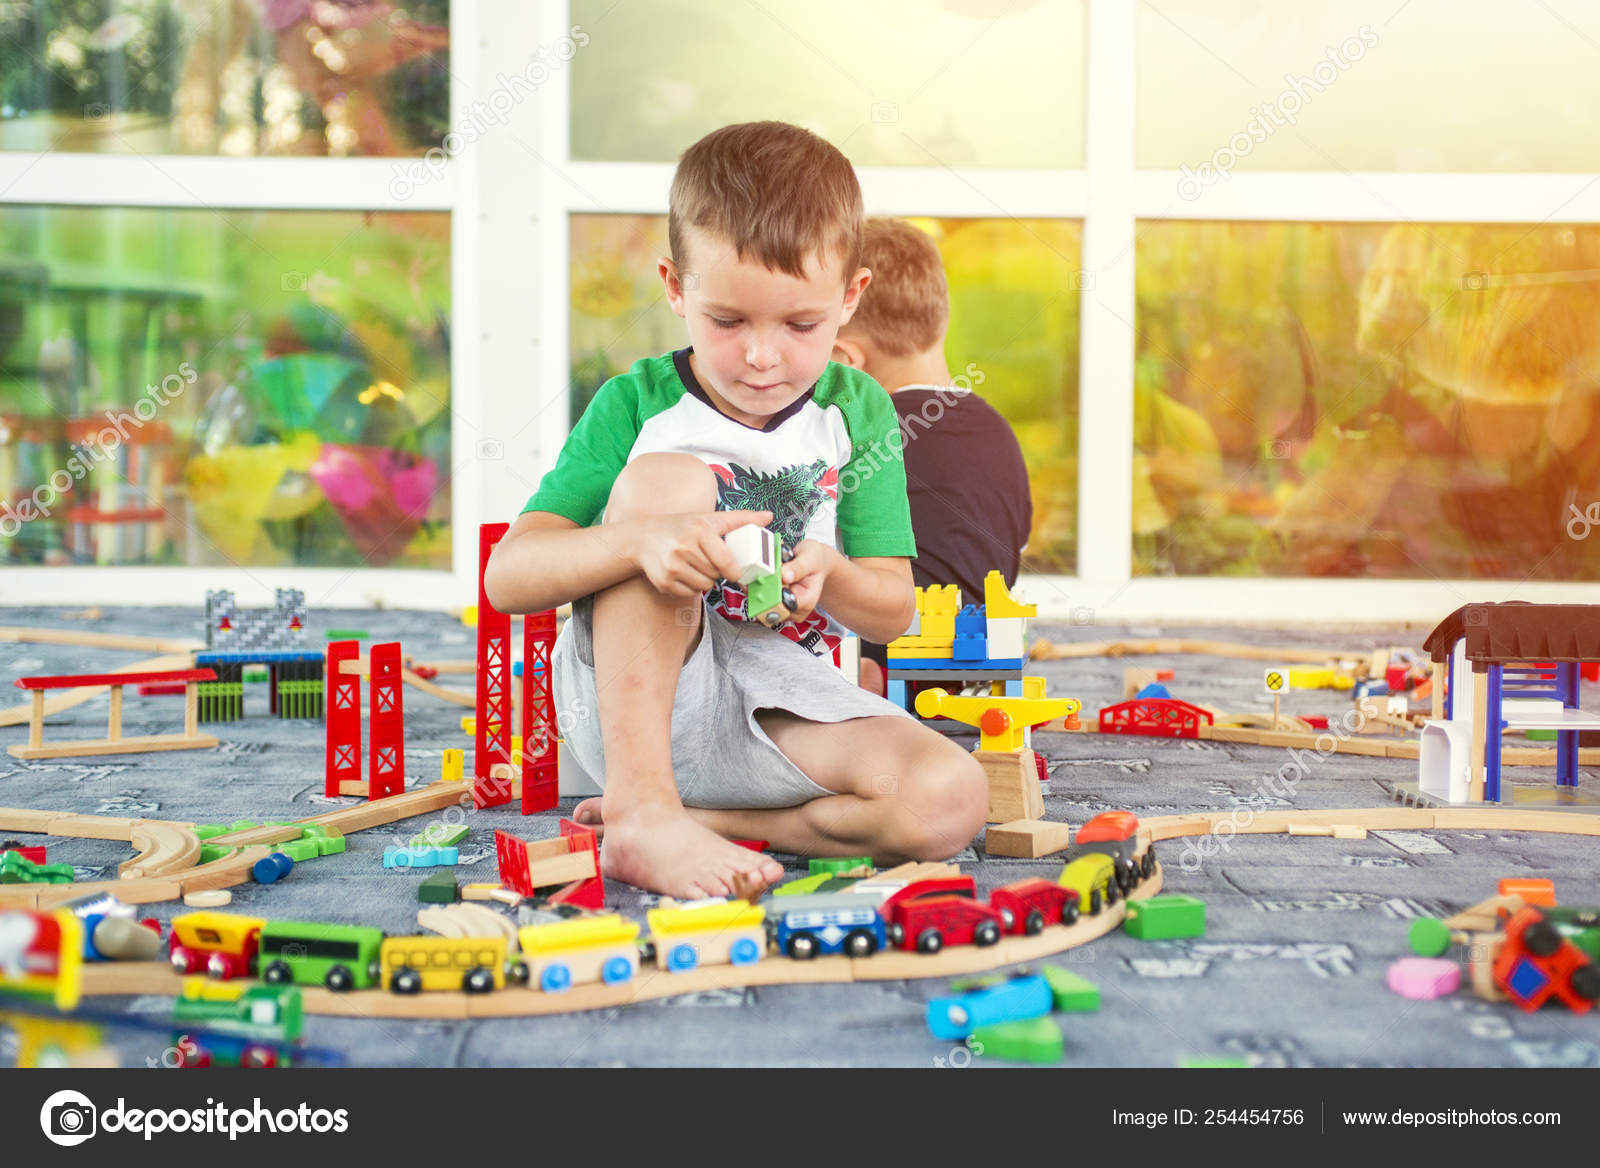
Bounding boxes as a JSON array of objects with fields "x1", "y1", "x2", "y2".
[{"x1": 3, "y1": 607, "x2": 1597, "y2": 1068}]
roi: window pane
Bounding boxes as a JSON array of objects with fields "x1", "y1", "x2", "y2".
[
  {"x1": 1134, "y1": 220, "x2": 1600, "y2": 580},
  {"x1": 1139, "y1": 0, "x2": 1600, "y2": 172},
  {"x1": 569, "y1": 213, "x2": 1080, "y2": 574},
  {"x1": 570, "y1": 0, "x2": 1084, "y2": 167},
  {"x1": 0, "y1": 1, "x2": 450, "y2": 156},
  {"x1": 0, "y1": 206, "x2": 451, "y2": 568}
]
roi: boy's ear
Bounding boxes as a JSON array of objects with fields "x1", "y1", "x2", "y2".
[
  {"x1": 831, "y1": 335, "x2": 868, "y2": 371},
  {"x1": 837, "y1": 266, "x2": 872, "y2": 326},
  {"x1": 658, "y1": 256, "x2": 689, "y2": 318}
]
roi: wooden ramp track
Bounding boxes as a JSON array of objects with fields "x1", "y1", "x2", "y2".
[
  {"x1": 0, "y1": 653, "x2": 198, "y2": 729},
  {"x1": 76, "y1": 864, "x2": 1166, "y2": 1016},
  {"x1": 0, "y1": 780, "x2": 470, "y2": 909}
]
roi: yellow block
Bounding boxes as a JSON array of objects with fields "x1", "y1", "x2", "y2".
[
  {"x1": 1289, "y1": 666, "x2": 1335, "y2": 689},
  {"x1": 647, "y1": 901, "x2": 765, "y2": 937},
  {"x1": 983, "y1": 570, "x2": 1036, "y2": 619},
  {"x1": 887, "y1": 645, "x2": 957, "y2": 659}
]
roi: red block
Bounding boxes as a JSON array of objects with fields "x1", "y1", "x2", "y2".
[
  {"x1": 521, "y1": 609, "x2": 559, "y2": 814},
  {"x1": 1098, "y1": 697, "x2": 1213, "y2": 739},
  {"x1": 475, "y1": 523, "x2": 514, "y2": 809},
  {"x1": 324, "y1": 640, "x2": 362, "y2": 797},
  {"x1": 368, "y1": 642, "x2": 405, "y2": 800},
  {"x1": 0, "y1": 843, "x2": 46, "y2": 864}
]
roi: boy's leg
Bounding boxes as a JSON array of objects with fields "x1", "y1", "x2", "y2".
[
  {"x1": 681, "y1": 713, "x2": 989, "y2": 863},
  {"x1": 588, "y1": 452, "x2": 785, "y2": 900}
]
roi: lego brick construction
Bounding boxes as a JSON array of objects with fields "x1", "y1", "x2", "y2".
[{"x1": 4, "y1": 606, "x2": 1599, "y2": 1069}]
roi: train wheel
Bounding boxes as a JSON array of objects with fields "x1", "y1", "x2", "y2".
[
  {"x1": 168, "y1": 949, "x2": 193, "y2": 974},
  {"x1": 173, "y1": 1035, "x2": 201, "y2": 1068},
  {"x1": 206, "y1": 953, "x2": 233, "y2": 979},
  {"x1": 391, "y1": 969, "x2": 423, "y2": 995},
  {"x1": 1104, "y1": 881, "x2": 1119, "y2": 906},
  {"x1": 463, "y1": 967, "x2": 496, "y2": 994},
  {"x1": 602, "y1": 956, "x2": 636, "y2": 985},
  {"x1": 507, "y1": 961, "x2": 530, "y2": 986},
  {"x1": 1061, "y1": 902, "x2": 1080, "y2": 926},
  {"x1": 1571, "y1": 963, "x2": 1600, "y2": 1002},
  {"x1": 786, "y1": 934, "x2": 820, "y2": 960},
  {"x1": 916, "y1": 928, "x2": 944, "y2": 955},
  {"x1": 262, "y1": 960, "x2": 293, "y2": 985},
  {"x1": 1023, "y1": 911, "x2": 1046, "y2": 936},
  {"x1": 1142, "y1": 851, "x2": 1156, "y2": 878},
  {"x1": 1525, "y1": 921, "x2": 1563, "y2": 957},
  {"x1": 1089, "y1": 889, "x2": 1102, "y2": 915},
  {"x1": 540, "y1": 963, "x2": 573, "y2": 993},
  {"x1": 667, "y1": 943, "x2": 699, "y2": 972},
  {"x1": 729, "y1": 937, "x2": 762, "y2": 965},
  {"x1": 888, "y1": 922, "x2": 905, "y2": 948},
  {"x1": 974, "y1": 920, "x2": 1001, "y2": 947},
  {"x1": 240, "y1": 1044, "x2": 278, "y2": 1069},
  {"x1": 325, "y1": 965, "x2": 354, "y2": 992},
  {"x1": 845, "y1": 930, "x2": 878, "y2": 958}
]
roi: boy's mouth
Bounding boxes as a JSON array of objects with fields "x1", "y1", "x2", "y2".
[{"x1": 741, "y1": 381, "x2": 782, "y2": 392}]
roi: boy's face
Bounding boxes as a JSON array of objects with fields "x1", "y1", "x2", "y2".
[{"x1": 660, "y1": 224, "x2": 870, "y2": 428}]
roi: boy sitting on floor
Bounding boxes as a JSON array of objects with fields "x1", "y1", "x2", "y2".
[
  {"x1": 829, "y1": 217, "x2": 1034, "y2": 691},
  {"x1": 484, "y1": 122, "x2": 986, "y2": 900}
]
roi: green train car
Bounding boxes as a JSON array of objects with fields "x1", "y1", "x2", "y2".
[
  {"x1": 725, "y1": 524, "x2": 797, "y2": 630},
  {"x1": 258, "y1": 921, "x2": 385, "y2": 991},
  {"x1": 171, "y1": 980, "x2": 303, "y2": 1069}
]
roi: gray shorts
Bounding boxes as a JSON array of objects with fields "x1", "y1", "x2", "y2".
[{"x1": 553, "y1": 596, "x2": 915, "y2": 809}]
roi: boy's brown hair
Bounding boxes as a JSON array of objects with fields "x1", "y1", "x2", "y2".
[
  {"x1": 842, "y1": 217, "x2": 949, "y2": 357},
  {"x1": 668, "y1": 121, "x2": 863, "y2": 282}
]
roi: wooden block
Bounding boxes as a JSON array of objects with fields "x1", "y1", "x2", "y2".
[
  {"x1": 42, "y1": 814, "x2": 141, "y2": 841},
  {"x1": 1328, "y1": 737, "x2": 1393, "y2": 758},
  {"x1": 489, "y1": 888, "x2": 523, "y2": 906},
  {"x1": 985, "y1": 819, "x2": 1074, "y2": 858},
  {"x1": 462, "y1": 883, "x2": 503, "y2": 901},
  {"x1": 1331, "y1": 825, "x2": 1368, "y2": 840},
  {"x1": 183, "y1": 889, "x2": 232, "y2": 907},
  {"x1": 1384, "y1": 741, "x2": 1421, "y2": 759},
  {"x1": 975, "y1": 749, "x2": 1044, "y2": 824},
  {"x1": 338, "y1": 780, "x2": 370, "y2": 796},
  {"x1": 524, "y1": 849, "x2": 597, "y2": 889}
]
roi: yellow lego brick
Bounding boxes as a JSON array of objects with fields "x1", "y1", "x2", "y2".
[
  {"x1": 888, "y1": 645, "x2": 957, "y2": 659},
  {"x1": 984, "y1": 570, "x2": 1036, "y2": 619},
  {"x1": 518, "y1": 914, "x2": 639, "y2": 954},
  {"x1": 1289, "y1": 666, "x2": 1335, "y2": 689}
]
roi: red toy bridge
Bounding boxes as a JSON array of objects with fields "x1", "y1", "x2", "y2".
[{"x1": 1098, "y1": 697, "x2": 1214, "y2": 739}]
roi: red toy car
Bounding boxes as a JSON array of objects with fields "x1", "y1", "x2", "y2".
[
  {"x1": 1494, "y1": 907, "x2": 1600, "y2": 1014},
  {"x1": 1071, "y1": 810, "x2": 1151, "y2": 889},
  {"x1": 990, "y1": 878, "x2": 1080, "y2": 935},
  {"x1": 889, "y1": 894, "x2": 1005, "y2": 955},
  {"x1": 879, "y1": 874, "x2": 976, "y2": 911}
]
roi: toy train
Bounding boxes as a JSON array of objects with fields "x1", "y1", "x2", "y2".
[
  {"x1": 725, "y1": 523, "x2": 798, "y2": 630},
  {"x1": 170, "y1": 978, "x2": 303, "y2": 1068},
  {"x1": 158, "y1": 811, "x2": 1158, "y2": 999}
]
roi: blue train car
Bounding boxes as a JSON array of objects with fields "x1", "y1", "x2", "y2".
[{"x1": 770, "y1": 893, "x2": 886, "y2": 959}]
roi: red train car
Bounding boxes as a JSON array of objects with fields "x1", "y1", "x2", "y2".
[
  {"x1": 889, "y1": 894, "x2": 1005, "y2": 955},
  {"x1": 990, "y1": 878, "x2": 1080, "y2": 935}
]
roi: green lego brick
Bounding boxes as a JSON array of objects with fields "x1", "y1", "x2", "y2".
[
  {"x1": 243, "y1": 667, "x2": 269, "y2": 683},
  {"x1": 972, "y1": 1016, "x2": 1063, "y2": 1064},
  {"x1": 808, "y1": 856, "x2": 873, "y2": 876},
  {"x1": 278, "y1": 838, "x2": 321, "y2": 863},
  {"x1": 773, "y1": 873, "x2": 833, "y2": 896},
  {"x1": 1123, "y1": 895, "x2": 1206, "y2": 940},
  {"x1": 193, "y1": 824, "x2": 229, "y2": 840},
  {"x1": 325, "y1": 629, "x2": 370, "y2": 640},
  {"x1": 312, "y1": 834, "x2": 347, "y2": 857},
  {"x1": 0, "y1": 852, "x2": 74, "y2": 884},
  {"x1": 1041, "y1": 965, "x2": 1101, "y2": 1012},
  {"x1": 300, "y1": 826, "x2": 331, "y2": 838},
  {"x1": 409, "y1": 824, "x2": 469, "y2": 849},
  {"x1": 1181, "y1": 1056, "x2": 1251, "y2": 1068},
  {"x1": 418, "y1": 871, "x2": 460, "y2": 904},
  {"x1": 1524, "y1": 728, "x2": 1558, "y2": 741},
  {"x1": 1409, "y1": 918, "x2": 1453, "y2": 958},
  {"x1": 199, "y1": 844, "x2": 236, "y2": 865}
]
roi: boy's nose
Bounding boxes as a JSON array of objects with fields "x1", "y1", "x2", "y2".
[{"x1": 745, "y1": 338, "x2": 779, "y2": 370}]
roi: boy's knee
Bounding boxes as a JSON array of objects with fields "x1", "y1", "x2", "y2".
[
  {"x1": 605, "y1": 453, "x2": 717, "y2": 520},
  {"x1": 897, "y1": 748, "x2": 987, "y2": 858}
]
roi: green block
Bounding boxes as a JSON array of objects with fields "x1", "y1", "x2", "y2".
[
  {"x1": 949, "y1": 973, "x2": 1007, "y2": 994},
  {"x1": 193, "y1": 824, "x2": 229, "y2": 840},
  {"x1": 325, "y1": 629, "x2": 370, "y2": 640},
  {"x1": 1181, "y1": 1056, "x2": 1251, "y2": 1068},
  {"x1": 808, "y1": 856, "x2": 873, "y2": 876},
  {"x1": 313, "y1": 835, "x2": 347, "y2": 857},
  {"x1": 1409, "y1": 917, "x2": 1453, "y2": 958},
  {"x1": 300, "y1": 826, "x2": 331, "y2": 838},
  {"x1": 199, "y1": 844, "x2": 236, "y2": 865},
  {"x1": 243, "y1": 667, "x2": 269, "y2": 683},
  {"x1": 1124, "y1": 895, "x2": 1206, "y2": 940},
  {"x1": 409, "y1": 824, "x2": 470, "y2": 849},
  {"x1": 1524, "y1": 728, "x2": 1558, "y2": 741},
  {"x1": 972, "y1": 1017, "x2": 1063, "y2": 1064},
  {"x1": 1041, "y1": 965, "x2": 1101, "y2": 1012},
  {"x1": 1571, "y1": 928, "x2": 1600, "y2": 962},
  {"x1": 773, "y1": 873, "x2": 833, "y2": 896},
  {"x1": 418, "y1": 871, "x2": 460, "y2": 904},
  {"x1": 278, "y1": 838, "x2": 321, "y2": 863}
]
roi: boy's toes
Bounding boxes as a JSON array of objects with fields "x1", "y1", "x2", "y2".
[{"x1": 573, "y1": 797, "x2": 604, "y2": 825}]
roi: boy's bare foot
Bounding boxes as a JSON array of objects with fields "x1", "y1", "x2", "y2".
[
  {"x1": 599, "y1": 799, "x2": 785, "y2": 900},
  {"x1": 573, "y1": 797, "x2": 605, "y2": 838}
]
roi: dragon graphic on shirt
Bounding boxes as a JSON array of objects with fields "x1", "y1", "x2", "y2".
[{"x1": 706, "y1": 458, "x2": 842, "y2": 658}]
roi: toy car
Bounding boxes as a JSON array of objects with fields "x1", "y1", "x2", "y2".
[
  {"x1": 990, "y1": 878, "x2": 1080, "y2": 934},
  {"x1": 1058, "y1": 854, "x2": 1118, "y2": 915},
  {"x1": 890, "y1": 893, "x2": 1005, "y2": 955},
  {"x1": 770, "y1": 893, "x2": 886, "y2": 959},
  {"x1": 927, "y1": 971, "x2": 1053, "y2": 1040}
]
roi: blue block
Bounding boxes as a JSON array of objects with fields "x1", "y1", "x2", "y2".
[
  {"x1": 1507, "y1": 958, "x2": 1550, "y2": 1003},
  {"x1": 196, "y1": 650, "x2": 324, "y2": 665},
  {"x1": 927, "y1": 974, "x2": 1054, "y2": 1041},
  {"x1": 888, "y1": 656, "x2": 1026, "y2": 672},
  {"x1": 252, "y1": 852, "x2": 294, "y2": 884},
  {"x1": 951, "y1": 635, "x2": 986, "y2": 661},
  {"x1": 954, "y1": 605, "x2": 987, "y2": 638},
  {"x1": 887, "y1": 679, "x2": 908, "y2": 711},
  {"x1": 384, "y1": 845, "x2": 460, "y2": 869},
  {"x1": 1355, "y1": 678, "x2": 1389, "y2": 699},
  {"x1": 1135, "y1": 683, "x2": 1171, "y2": 700}
]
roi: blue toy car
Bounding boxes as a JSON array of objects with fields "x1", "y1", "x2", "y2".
[{"x1": 770, "y1": 893, "x2": 886, "y2": 959}]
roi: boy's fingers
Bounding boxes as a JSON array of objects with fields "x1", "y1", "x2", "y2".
[{"x1": 711, "y1": 509, "x2": 773, "y2": 533}]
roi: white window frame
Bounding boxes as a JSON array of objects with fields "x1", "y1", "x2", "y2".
[{"x1": 6, "y1": 0, "x2": 1600, "y2": 622}]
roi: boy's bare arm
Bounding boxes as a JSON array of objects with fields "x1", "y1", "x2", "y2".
[
  {"x1": 784, "y1": 546, "x2": 914, "y2": 644},
  {"x1": 483, "y1": 508, "x2": 771, "y2": 614}
]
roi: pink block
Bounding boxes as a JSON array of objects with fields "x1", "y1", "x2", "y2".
[{"x1": 1387, "y1": 957, "x2": 1461, "y2": 1000}]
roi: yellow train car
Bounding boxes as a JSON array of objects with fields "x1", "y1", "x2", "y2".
[
  {"x1": 517, "y1": 914, "x2": 641, "y2": 992},
  {"x1": 380, "y1": 934, "x2": 511, "y2": 994},
  {"x1": 168, "y1": 911, "x2": 268, "y2": 979},
  {"x1": 1058, "y1": 854, "x2": 1118, "y2": 915},
  {"x1": 646, "y1": 900, "x2": 766, "y2": 973}
]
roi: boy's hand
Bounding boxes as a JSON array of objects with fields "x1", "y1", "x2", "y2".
[
  {"x1": 631, "y1": 510, "x2": 772, "y2": 599},
  {"x1": 780, "y1": 539, "x2": 840, "y2": 625}
]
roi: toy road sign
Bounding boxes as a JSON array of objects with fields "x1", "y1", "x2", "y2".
[{"x1": 1263, "y1": 668, "x2": 1289, "y2": 695}]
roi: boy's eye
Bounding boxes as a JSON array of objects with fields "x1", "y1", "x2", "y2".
[
  {"x1": 710, "y1": 317, "x2": 740, "y2": 329},
  {"x1": 790, "y1": 323, "x2": 819, "y2": 333}
]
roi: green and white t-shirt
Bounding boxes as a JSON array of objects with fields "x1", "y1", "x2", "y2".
[{"x1": 523, "y1": 348, "x2": 916, "y2": 657}]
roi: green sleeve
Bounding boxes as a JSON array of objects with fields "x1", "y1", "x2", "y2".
[
  {"x1": 834, "y1": 372, "x2": 917, "y2": 558},
  {"x1": 521, "y1": 375, "x2": 640, "y2": 525}
]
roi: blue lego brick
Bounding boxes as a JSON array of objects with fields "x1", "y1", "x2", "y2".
[
  {"x1": 1507, "y1": 957, "x2": 1550, "y2": 1003},
  {"x1": 954, "y1": 605, "x2": 986, "y2": 638},
  {"x1": 887, "y1": 656, "x2": 1026, "y2": 671},
  {"x1": 1136, "y1": 683, "x2": 1171, "y2": 700},
  {"x1": 195, "y1": 651, "x2": 324, "y2": 665},
  {"x1": 927, "y1": 973, "x2": 1053, "y2": 1040},
  {"x1": 1355, "y1": 678, "x2": 1389, "y2": 699},
  {"x1": 383, "y1": 845, "x2": 459, "y2": 869},
  {"x1": 951, "y1": 635, "x2": 987, "y2": 661}
]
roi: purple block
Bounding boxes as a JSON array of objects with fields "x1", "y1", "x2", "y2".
[{"x1": 1387, "y1": 956, "x2": 1461, "y2": 1000}]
